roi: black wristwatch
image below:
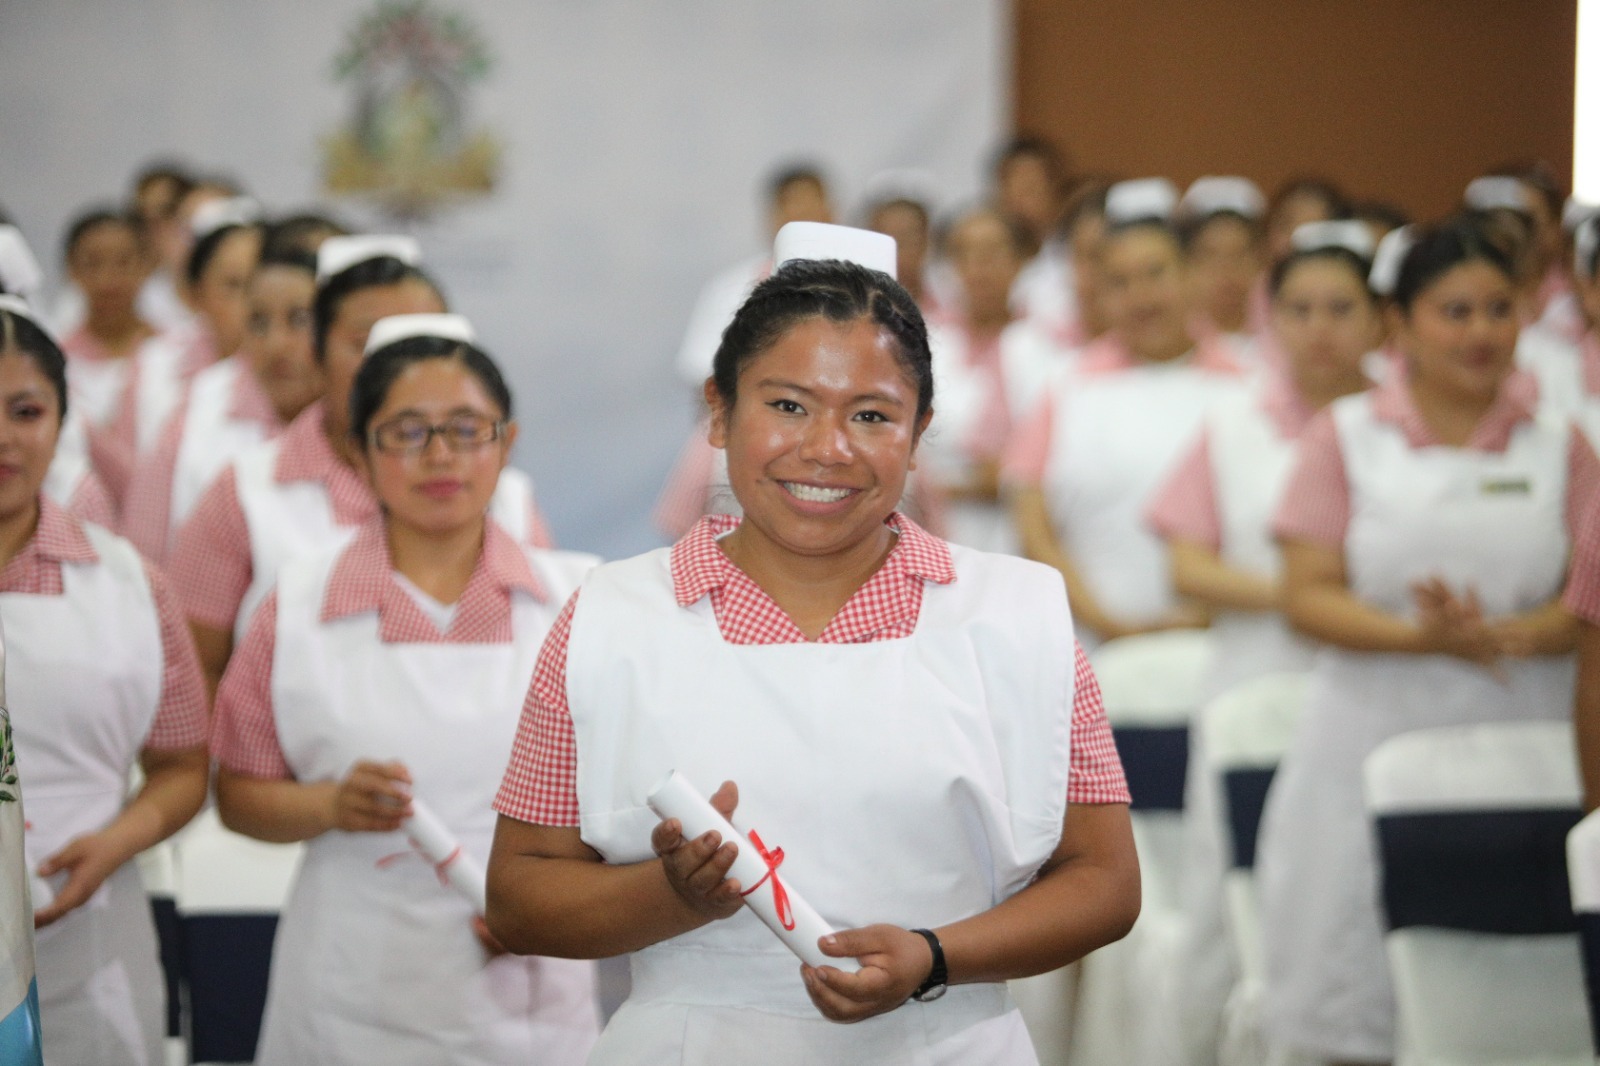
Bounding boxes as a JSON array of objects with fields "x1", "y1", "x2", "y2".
[{"x1": 909, "y1": 927, "x2": 948, "y2": 1002}]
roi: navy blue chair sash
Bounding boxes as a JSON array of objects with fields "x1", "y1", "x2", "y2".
[{"x1": 1375, "y1": 808, "x2": 1581, "y2": 935}]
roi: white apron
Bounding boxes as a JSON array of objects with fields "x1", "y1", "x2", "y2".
[
  {"x1": 1173, "y1": 389, "x2": 1316, "y2": 1065},
  {"x1": 1204, "y1": 390, "x2": 1317, "y2": 699},
  {"x1": 130, "y1": 337, "x2": 192, "y2": 454},
  {"x1": 258, "y1": 538, "x2": 601, "y2": 1066},
  {"x1": 924, "y1": 323, "x2": 1018, "y2": 554},
  {"x1": 1042, "y1": 362, "x2": 1245, "y2": 645},
  {"x1": 64, "y1": 358, "x2": 133, "y2": 430},
  {"x1": 1256, "y1": 397, "x2": 1576, "y2": 1061},
  {"x1": 3, "y1": 524, "x2": 166, "y2": 1066},
  {"x1": 167, "y1": 357, "x2": 273, "y2": 549},
  {"x1": 566, "y1": 542, "x2": 1075, "y2": 1066},
  {"x1": 231, "y1": 436, "x2": 538, "y2": 641}
]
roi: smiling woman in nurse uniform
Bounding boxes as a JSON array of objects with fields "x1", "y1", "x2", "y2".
[
  {"x1": 1255, "y1": 217, "x2": 1599, "y2": 1064},
  {"x1": 211, "y1": 314, "x2": 599, "y2": 1065},
  {"x1": 1007, "y1": 179, "x2": 1250, "y2": 647},
  {"x1": 486, "y1": 240, "x2": 1138, "y2": 1065},
  {"x1": 171, "y1": 235, "x2": 551, "y2": 696},
  {"x1": 0, "y1": 296, "x2": 208, "y2": 1065}
]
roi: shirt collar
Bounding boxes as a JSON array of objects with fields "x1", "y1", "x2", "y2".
[
  {"x1": 274, "y1": 402, "x2": 342, "y2": 484},
  {"x1": 1370, "y1": 366, "x2": 1538, "y2": 451},
  {"x1": 27, "y1": 495, "x2": 98, "y2": 564},
  {"x1": 670, "y1": 511, "x2": 956, "y2": 608},
  {"x1": 226, "y1": 359, "x2": 282, "y2": 429},
  {"x1": 320, "y1": 517, "x2": 546, "y2": 631}
]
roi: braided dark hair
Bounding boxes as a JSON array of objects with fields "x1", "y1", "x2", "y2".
[{"x1": 711, "y1": 258, "x2": 933, "y2": 419}]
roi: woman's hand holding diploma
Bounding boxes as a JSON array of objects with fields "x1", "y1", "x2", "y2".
[
  {"x1": 803, "y1": 925, "x2": 936, "y2": 1022},
  {"x1": 651, "y1": 779, "x2": 745, "y2": 922},
  {"x1": 332, "y1": 759, "x2": 413, "y2": 833}
]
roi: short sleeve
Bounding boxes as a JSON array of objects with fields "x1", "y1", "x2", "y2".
[
  {"x1": 1066, "y1": 642, "x2": 1131, "y2": 804},
  {"x1": 494, "y1": 590, "x2": 582, "y2": 827},
  {"x1": 1272, "y1": 408, "x2": 1351, "y2": 549},
  {"x1": 1566, "y1": 428, "x2": 1600, "y2": 542},
  {"x1": 1001, "y1": 394, "x2": 1055, "y2": 486},
  {"x1": 121, "y1": 409, "x2": 185, "y2": 565},
  {"x1": 212, "y1": 591, "x2": 292, "y2": 779},
  {"x1": 170, "y1": 466, "x2": 253, "y2": 631},
  {"x1": 1146, "y1": 431, "x2": 1222, "y2": 551},
  {"x1": 140, "y1": 559, "x2": 210, "y2": 752}
]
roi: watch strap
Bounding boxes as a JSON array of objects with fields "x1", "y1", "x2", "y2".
[{"x1": 909, "y1": 927, "x2": 948, "y2": 1001}]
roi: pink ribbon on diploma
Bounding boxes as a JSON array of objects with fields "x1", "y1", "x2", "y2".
[
  {"x1": 738, "y1": 829, "x2": 795, "y2": 931},
  {"x1": 375, "y1": 844, "x2": 463, "y2": 890}
]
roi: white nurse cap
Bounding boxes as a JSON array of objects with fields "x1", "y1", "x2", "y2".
[
  {"x1": 0, "y1": 293, "x2": 53, "y2": 339},
  {"x1": 1179, "y1": 176, "x2": 1265, "y2": 220},
  {"x1": 1291, "y1": 220, "x2": 1376, "y2": 259},
  {"x1": 1576, "y1": 216, "x2": 1600, "y2": 280},
  {"x1": 773, "y1": 221, "x2": 897, "y2": 280},
  {"x1": 1566, "y1": 197, "x2": 1600, "y2": 232},
  {"x1": 316, "y1": 235, "x2": 423, "y2": 283},
  {"x1": 859, "y1": 169, "x2": 941, "y2": 212},
  {"x1": 364, "y1": 312, "x2": 476, "y2": 356},
  {"x1": 189, "y1": 196, "x2": 261, "y2": 240},
  {"x1": 1463, "y1": 176, "x2": 1531, "y2": 215},
  {"x1": 1104, "y1": 178, "x2": 1179, "y2": 226},
  {"x1": 0, "y1": 226, "x2": 44, "y2": 298},
  {"x1": 1368, "y1": 225, "x2": 1416, "y2": 296}
]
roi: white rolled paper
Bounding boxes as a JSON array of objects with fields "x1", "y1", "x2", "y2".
[
  {"x1": 647, "y1": 770, "x2": 856, "y2": 971},
  {"x1": 402, "y1": 798, "x2": 486, "y2": 915}
]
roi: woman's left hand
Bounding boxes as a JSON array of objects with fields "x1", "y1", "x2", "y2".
[
  {"x1": 33, "y1": 828, "x2": 133, "y2": 928},
  {"x1": 800, "y1": 924, "x2": 933, "y2": 1023}
]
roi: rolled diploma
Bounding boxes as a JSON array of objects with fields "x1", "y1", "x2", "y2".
[
  {"x1": 403, "y1": 799, "x2": 486, "y2": 915},
  {"x1": 647, "y1": 770, "x2": 856, "y2": 971}
]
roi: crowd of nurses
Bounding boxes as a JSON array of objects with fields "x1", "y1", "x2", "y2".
[{"x1": 0, "y1": 141, "x2": 1598, "y2": 1066}]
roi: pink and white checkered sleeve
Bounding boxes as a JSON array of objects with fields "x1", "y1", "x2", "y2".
[
  {"x1": 494, "y1": 590, "x2": 583, "y2": 827},
  {"x1": 212, "y1": 591, "x2": 292, "y2": 779},
  {"x1": 140, "y1": 558, "x2": 211, "y2": 752},
  {"x1": 1066, "y1": 641, "x2": 1131, "y2": 804},
  {"x1": 171, "y1": 466, "x2": 254, "y2": 631},
  {"x1": 121, "y1": 410, "x2": 184, "y2": 565},
  {"x1": 1271, "y1": 409, "x2": 1350, "y2": 549},
  {"x1": 1146, "y1": 430, "x2": 1222, "y2": 551}
]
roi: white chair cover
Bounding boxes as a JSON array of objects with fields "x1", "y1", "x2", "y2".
[
  {"x1": 1024, "y1": 631, "x2": 1212, "y2": 1066},
  {"x1": 1192, "y1": 672, "x2": 1309, "y2": 1066},
  {"x1": 1364, "y1": 721, "x2": 1592, "y2": 1066}
]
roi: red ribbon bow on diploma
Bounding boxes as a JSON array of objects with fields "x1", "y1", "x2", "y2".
[
  {"x1": 376, "y1": 842, "x2": 462, "y2": 890},
  {"x1": 738, "y1": 829, "x2": 795, "y2": 931}
]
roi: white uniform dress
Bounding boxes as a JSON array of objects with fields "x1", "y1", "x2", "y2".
[
  {"x1": 238, "y1": 523, "x2": 601, "y2": 1065},
  {"x1": 563, "y1": 541, "x2": 1076, "y2": 1066},
  {"x1": 4, "y1": 512, "x2": 196, "y2": 1065},
  {"x1": 1256, "y1": 391, "x2": 1578, "y2": 1061}
]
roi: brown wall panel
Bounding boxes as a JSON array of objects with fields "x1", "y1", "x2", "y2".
[{"x1": 1014, "y1": 0, "x2": 1576, "y2": 221}]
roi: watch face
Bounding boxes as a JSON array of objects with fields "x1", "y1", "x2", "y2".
[{"x1": 915, "y1": 982, "x2": 948, "y2": 1002}]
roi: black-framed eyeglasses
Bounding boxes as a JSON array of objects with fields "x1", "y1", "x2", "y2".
[{"x1": 369, "y1": 414, "x2": 506, "y2": 455}]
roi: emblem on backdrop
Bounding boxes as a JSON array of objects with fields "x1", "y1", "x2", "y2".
[{"x1": 321, "y1": 0, "x2": 501, "y2": 220}]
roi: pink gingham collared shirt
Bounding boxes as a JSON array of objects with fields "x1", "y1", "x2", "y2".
[
  {"x1": 1274, "y1": 369, "x2": 1600, "y2": 548},
  {"x1": 1147, "y1": 371, "x2": 1324, "y2": 551},
  {"x1": 213, "y1": 516, "x2": 547, "y2": 779},
  {"x1": 1, "y1": 497, "x2": 208, "y2": 751},
  {"x1": 123, "y1": 360, "x2": 283, "y2": 564},
  {"x1": 494, "y1": 512, "x2": 1131, "y2": 827},
  {"x1": 1001, "y1": 334, "x2": 1245, "y2": 486}
]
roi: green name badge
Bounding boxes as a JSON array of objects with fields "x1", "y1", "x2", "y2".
[{"x1": 1480, "y1": 476, "x2": 1532, "y2": 496}]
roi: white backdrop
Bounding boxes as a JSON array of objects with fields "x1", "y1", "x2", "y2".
[{"x1": 0, "y1": 0, "x2": 1008, "y2": 557}]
